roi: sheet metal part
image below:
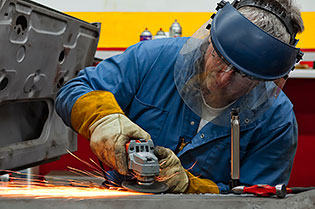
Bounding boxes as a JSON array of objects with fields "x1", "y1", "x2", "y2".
[
  {"x1": 0, "y1": 190, "x2": 315, "y2": 209},
  {"x1": 0, "y1": 0, "x2": 100, "y2": 173}
]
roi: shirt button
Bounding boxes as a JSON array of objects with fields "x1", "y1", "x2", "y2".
[
  {"x1": 190, "y1": 121, "x2": 195, "y2": 126},
  {"x1": 200, "y1": 133, "x2": 205, "y2": 139},
  {"x1": 245, "y1": 118, "x2": 250, "y2": 124}
]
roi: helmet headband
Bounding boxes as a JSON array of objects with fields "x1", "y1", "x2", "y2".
[{"x1": 233, "y1": 0, "x2": 297, "y2": 45}]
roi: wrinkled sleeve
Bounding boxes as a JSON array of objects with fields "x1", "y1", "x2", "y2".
[{"x1": 55, "y1": 41, "x2": 158, "y2": 130}]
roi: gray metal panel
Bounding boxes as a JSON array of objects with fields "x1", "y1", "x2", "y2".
[
  {"x1": 0, "y1": 0, "x2": 100, "y2": 171},
  {"x1": 0, "y1": 191, "x2": 315, "y2": 209}
]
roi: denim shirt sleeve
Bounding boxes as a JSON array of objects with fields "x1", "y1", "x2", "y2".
[
  {"x1": 55, "y1": 43, "x2": 140, "y2": 127},
  {"x1": 55, "y1": 38, "x2": 187, "y2": 128}
]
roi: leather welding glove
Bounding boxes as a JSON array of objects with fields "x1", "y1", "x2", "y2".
[
  {"x1": 70, "y1": 91, "x2": 151, "y2": 175},
  {"x1": 154, "y1": 146, "x2": 189, "y2": 193},
  {"x1": 154, "y1": 146, "x2": 219, "y2": 194},
  {"x1": 184, "y1": 171, "x2": 219, "y2": 194},
  {"x1": 89, "y1": 113, "x2": 151, "y2": 175}
]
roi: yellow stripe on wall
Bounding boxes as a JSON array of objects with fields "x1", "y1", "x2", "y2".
[
  {"x1": 66, "y1": 12, "x2": 315, "y2": 49},
  {"x1": 297, "y1": 12, "x2": 315, "y2": 49}
]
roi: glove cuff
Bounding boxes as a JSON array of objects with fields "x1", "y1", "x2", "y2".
[
  {"x1": 71, "y1": 91, "x2": 124, "y2": 139},
  {"x1": 184, "y1": 170, "x2": 219, "y2": 194}
]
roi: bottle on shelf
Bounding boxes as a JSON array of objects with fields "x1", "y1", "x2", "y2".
[
  {"x1": 169, "y1": 19, "x2": 182, "y2": 38},
  {"x1": 154, "y1": 28, "x2": 167, "y2": 39},
  {"x1": 140, "y1": 28, "x2": 152, "y2": 41}
]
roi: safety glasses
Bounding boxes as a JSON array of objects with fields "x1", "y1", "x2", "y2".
[{"x1": 209, "y1": 43, "x2": 260, "y2": 91}]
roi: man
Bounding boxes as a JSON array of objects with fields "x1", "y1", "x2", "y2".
[{"x1": 56, "y1": 0, "x2": 304, "y2": 193}]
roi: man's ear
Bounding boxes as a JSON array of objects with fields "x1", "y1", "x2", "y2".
[{"x1": 216, "y1": 69, "x2": 233, "y2": 88}]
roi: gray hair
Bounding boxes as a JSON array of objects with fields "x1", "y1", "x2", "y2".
[{"x1": 238, "y1": 0, "x2": 304, "y2": 44}]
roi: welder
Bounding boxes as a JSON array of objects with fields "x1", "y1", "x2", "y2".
[{"x1": 55, "y1": 0, "x2": 304, "y2": 194}]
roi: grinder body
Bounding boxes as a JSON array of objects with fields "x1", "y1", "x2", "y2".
[
  {"x1": 127, "y1": 139, "x2": 159, "y2": 184},
  {"x1": 122, "y1": 139, "x2": 169, "y2": 193}
]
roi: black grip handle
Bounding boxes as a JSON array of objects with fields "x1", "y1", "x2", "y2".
[{"x1": 289, "y1": 187, "x2": 315, "y2": 194}]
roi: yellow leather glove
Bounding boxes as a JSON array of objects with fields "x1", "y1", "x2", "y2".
[
  {"x1": 71, "y1": 91, "x2": 124, "y2": 139},
  {"x1": 185, "y1": 170, "x2": 219, "y2": 194},
  {"x1": 154, "y1": 146, "x2": 189, "y2": 193},
  {"x1": 154, "y1": 146, "x2": 219, "y2": 194},
  {"x1": 70, "y1": 91, "x2": 150, "y2": 175}
]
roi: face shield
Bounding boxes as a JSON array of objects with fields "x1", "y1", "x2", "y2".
[{"x1": 174, "y1": 1, "x2": 303, "y2": 127}]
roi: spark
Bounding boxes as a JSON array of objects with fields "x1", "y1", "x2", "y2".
[
  {"x1": 0, "y1": 151, "x2": 153, "y2": 199},
  {"x1": 67, "y1": 166, "x2": 104, "y2": 180},
  {"x1": 66, "y1": 150, "x2": 102, "y2": 173},
  {"x1": 0, "y1": 182, "x2": 148, "y2": 199},
  {"x1": 187, "y1": 161, "x2": 198, "y2": 171},
  {"x1": 0, "y1": 168, "x2": 149, "y2": 199},
  {"x1": 89, "y1": 158, "x2": 106, "y2": 173},
  {"x1": 66, "y1": 151, "x2": 121, "y2": 187},
  {"x1": 156, "y1": 160, "x2": 199, "y2": 182}
]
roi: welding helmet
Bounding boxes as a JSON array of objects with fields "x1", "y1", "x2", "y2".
[{"x1": 174, "y1": 0, "x2": 303, "y2": 126}]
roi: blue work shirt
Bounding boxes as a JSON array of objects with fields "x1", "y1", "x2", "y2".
[{"x1": 56, "y1": 37, "x2": 298, "y2": 192}]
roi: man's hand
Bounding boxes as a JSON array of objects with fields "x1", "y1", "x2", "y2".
[
  {"x1": 154, "y1": 146, "x2": 189, "y2": 193},
  {"x1": 89, "y1": 113, "x2": 151, "y2": 175}
]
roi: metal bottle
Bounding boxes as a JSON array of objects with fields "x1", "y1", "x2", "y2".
[
  {"x1": 140, "y1": 28, "x2": 152, "y2": 41},
  {"x1": 169, "y1": 19, "x2": 182, "y2": 37},
  {"x1": 154, "y1": 28, "x2": 167, "y2": 39}
]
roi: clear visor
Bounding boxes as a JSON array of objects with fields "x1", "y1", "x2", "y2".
[
  {"x1": 201, "y1": 42, "x2": 260, "y2": 107},
  {"x1": 174, "y1": 19, "x2": 283, "y2": 127}
]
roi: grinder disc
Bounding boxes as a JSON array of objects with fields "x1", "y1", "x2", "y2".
[{"x1": 122, "y1": 180, "x2": 169, "y2": 194}]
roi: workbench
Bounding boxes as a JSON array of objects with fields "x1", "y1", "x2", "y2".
[{"x1": 0, "y1": 190, "x2": 314, "y2": 209}]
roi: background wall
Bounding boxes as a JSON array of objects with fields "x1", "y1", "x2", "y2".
[{"x1": 35, "y1": 0, "x2": 315, "y2": 49}]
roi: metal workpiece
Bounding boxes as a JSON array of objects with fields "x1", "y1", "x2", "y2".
[
  {"x1": 0, "y1": 0, "x2": 100, "y2": 172},
  {"x1": 230, "y1": 108, "x2": 240, "y2": 188},
  {"x1": 0, "y1": 190, "x2": 315, "y2": 209},
  {"x1": 0, "y1": 0, "x2": 100, "y2": 100}
]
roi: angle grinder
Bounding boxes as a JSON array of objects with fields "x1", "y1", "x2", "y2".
[{"x1": 122, "y1": 139, "x2": 169, "y2": 193}]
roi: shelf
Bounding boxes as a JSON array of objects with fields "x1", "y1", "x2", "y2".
[{"x1": 289, "y1": 69, "x2": 315, "y2": 79}]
